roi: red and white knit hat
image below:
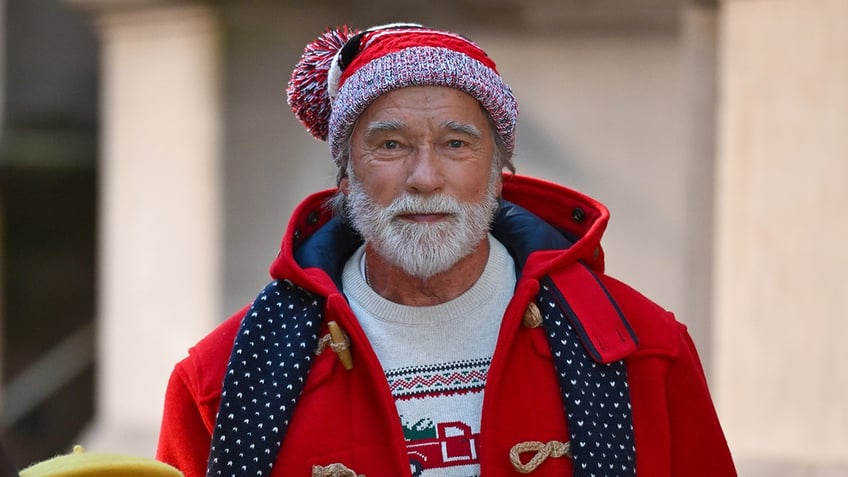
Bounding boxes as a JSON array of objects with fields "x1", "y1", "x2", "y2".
[{"x1": 287, "y1": 23, "x2": 518, "y2": 165}]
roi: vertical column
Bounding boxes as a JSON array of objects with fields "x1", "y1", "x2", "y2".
[
  {"x1": 0, "y1": 197, "x2": 4, "y2": 410},
  {"x1": 80, "y1": 2, "x2": 223, "y2": 456},
  {"x1": 0, "y1": 0, "x2": 5, "y2": 138},
  {"x1": 679, "y1": 0, "x2": 718, "y2": 372},
  {"x1": 715, "y1": 1, "x2": 848, "y2": 475},
  {"x1": 0, "y1": 0, "x2": 6, "y2": 402}
]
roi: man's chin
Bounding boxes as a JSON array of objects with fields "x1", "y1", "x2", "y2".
[{"x1": 383, "y1": 244, "x2": 474, "y2": 280}]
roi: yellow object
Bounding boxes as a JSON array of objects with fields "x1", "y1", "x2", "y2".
[{"x1": 19, "y1": 445, "x2": 183, "y2": 477}]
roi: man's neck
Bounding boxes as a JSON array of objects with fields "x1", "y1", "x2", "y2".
[{"x1": 364, "y1": 237, "x2": 491, "y2": 306}]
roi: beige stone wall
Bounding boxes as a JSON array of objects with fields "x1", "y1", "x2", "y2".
[
  {"x1": 715, "y1": 0, "x2": 848, "y2": 474},
  {"x1": 82, "y1": 3, "x2": 223, "y2": 455}
]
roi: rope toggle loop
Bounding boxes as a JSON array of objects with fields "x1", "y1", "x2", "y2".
[
  {"x1": 509, "y1": 440, "x2": 572, "y2": 474},
  {"x1": 315, "y1": 321, "x2": 353, "y2": 369}
]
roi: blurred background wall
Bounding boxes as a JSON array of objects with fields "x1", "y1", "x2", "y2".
[
  {"x1": 0, "y1": 0, "x2": 98, "y2": 465},
  {"x1": 0, "y1": 0, "x2": 844, "y2": 475}
]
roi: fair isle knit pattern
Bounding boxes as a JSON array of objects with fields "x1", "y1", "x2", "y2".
[
  {"x1": 391, "y1": 358, "x2": 490, "y2": 477},
  {"x1": 387, "y1": 358, "x2": 490, "y2": 400}
]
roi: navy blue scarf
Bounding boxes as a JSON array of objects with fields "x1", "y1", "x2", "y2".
[
  {"x1": 538, "y1": 277, "x2": 637, "y2": 476},
  {"x1": 206, "y1": 279, "x2": 323, "y2": 477}
]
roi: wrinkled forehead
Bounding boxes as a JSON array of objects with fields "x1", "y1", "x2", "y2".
[{"x1": 356, "y1": 86, "x2": 488, "y2": 125}]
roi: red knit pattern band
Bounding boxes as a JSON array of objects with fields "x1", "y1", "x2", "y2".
[{"x1": 340, "y1": 29, "x2": 498, "y2": 88}]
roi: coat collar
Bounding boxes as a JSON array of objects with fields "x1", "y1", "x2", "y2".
[{"x1": 270, "y1": 174, "x2": 610, "y2": 295}]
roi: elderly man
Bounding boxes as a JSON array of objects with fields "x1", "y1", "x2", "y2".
[{"x1": 156, "y1": 23, "x2": 736, "y2": 477}]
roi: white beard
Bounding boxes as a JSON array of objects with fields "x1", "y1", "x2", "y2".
[{"x1": 346, "y1": 174, "x2": 500, "y2": 279}]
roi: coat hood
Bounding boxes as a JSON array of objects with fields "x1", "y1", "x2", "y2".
[{"x1": 269, "y1": 174, "x2": 610, "y2": 297}]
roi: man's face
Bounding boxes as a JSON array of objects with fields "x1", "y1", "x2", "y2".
[{"x1": 341, "y1": 86, "x2": 502, "y2": 279}]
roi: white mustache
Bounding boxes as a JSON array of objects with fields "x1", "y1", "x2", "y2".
[{"x1": 386, "y1": 195, "x2": 462, "y2": 217}]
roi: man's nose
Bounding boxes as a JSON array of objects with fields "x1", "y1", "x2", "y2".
[{"x1": 405, "y1": 146, "x2": 444, "y2": 194}]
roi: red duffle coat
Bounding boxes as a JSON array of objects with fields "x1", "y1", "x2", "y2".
[{"x1": 156, "y1": 174, "x2": 736, "y2": 476}]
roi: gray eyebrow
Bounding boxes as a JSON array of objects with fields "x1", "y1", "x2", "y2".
[
  {"x1": 364, "y1": 119, "x2": 406, "y2": 137},
  {"x1": 442, "y1": 120, "x2": 482, "y2": 139},
  {"x1": 363, "y1": 119, "x2": 482, "y2": 139}
]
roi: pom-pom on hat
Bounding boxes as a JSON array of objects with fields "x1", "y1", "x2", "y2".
[{"x1": 286, "y1": 23, "x2": 518, "y2": 165}]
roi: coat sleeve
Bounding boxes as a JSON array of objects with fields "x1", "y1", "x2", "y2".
[
  {"x1": 155, "y1": 308, "x2": 245, "y2": 477},
  {"x1": 156, "y1": 362, "x2": 213, "y2": 477},
  {"x1": 667, "y1": 327, "x2": 737, "y2": 476}
]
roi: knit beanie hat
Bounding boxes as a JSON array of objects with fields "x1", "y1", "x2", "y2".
[{"x1": 286, "y1": 23, "x2": 518, "y2": 165}]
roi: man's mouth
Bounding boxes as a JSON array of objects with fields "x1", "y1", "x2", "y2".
[{"x1": 395, "y1": 212, "x2": 453, "y2": 223}]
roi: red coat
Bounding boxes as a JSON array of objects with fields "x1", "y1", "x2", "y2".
[{"x1": 156, "y1": 174, "x2": 736, "y2": 476}]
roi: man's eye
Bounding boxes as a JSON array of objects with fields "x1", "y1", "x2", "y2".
[
  {"x1": 448, "y1": 140, "x2": 464, "y2": 148},
  {"x1": 383, "y1": 140, "x2": 399, "y2": 149}
]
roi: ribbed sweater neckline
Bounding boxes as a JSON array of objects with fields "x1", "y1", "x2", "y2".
[{"x1": 342, "y1": 234, "x2": 511, "y2": 326}]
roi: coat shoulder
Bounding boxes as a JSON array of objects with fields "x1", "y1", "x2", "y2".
[
  {"x1": 598, "y1": 274, "x2": 686, "y2": 358},
  {"x1": 177, "y1": 305, "x2": 249, "y2": 404}
]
